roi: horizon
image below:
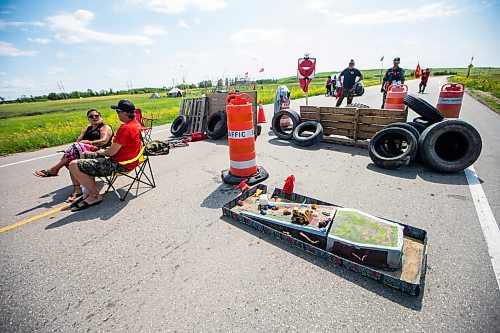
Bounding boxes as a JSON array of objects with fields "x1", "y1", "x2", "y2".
[{"x1": 1, "y1": 0, "x2": 499, "y2": 100}]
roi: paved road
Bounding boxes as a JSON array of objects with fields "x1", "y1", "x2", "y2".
[{"x1": 1, "y1": 77, "x2": 498, "y2": 332}]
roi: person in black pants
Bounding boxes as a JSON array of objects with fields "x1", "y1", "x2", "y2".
[
  {"x1": 336, "y1": 59, "x2": 363, "y2": 107},
  {"x1": 381, "y1": 57, "x2": 405, "y2": 108}
]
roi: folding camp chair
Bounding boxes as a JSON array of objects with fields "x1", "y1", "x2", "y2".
[
  {"x1": 134, "y1": 109, "x2": 156, "y2": 143},
  {"x1": 102, "y1": 146, "x2": 155, "y2": 201}
]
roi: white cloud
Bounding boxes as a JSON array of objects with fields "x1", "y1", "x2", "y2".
[
  {"x1": 131, "y1": 0, "x2": 227, "y2": 14},
  {"x1": 309, "y1": 2, "x2": 461, "y2": 24},
  {"x1": 0, "y1": 20, "x2": 45, "y2": 30},
  {"x1": 55, "y1": 52, "x2": 68, "y2": 59},
  {"x1": 106, "y1": 68, "x2": 129, "y2": 77},
  {"x1": 47, "y1": 67, "x2": 67, "y2": 76},
  {"x1": 0, "y1": 71, "x2": 6, "y2": 75},
  {"x1": 194, "y1": 17, "x2": 201, "y2": 24},
  {"x1": 0, "y1": 41, "x2": 38, "y2": 57},
  {"x1": 143, "y1": 25, "x2": 166, "y2": 36},
  {"x1": 47, "y1": 9, "x2": 153, "y2": 45},
  {"x1": 142, "y1": 48, "x2": 151, "y2": 56},
  {"x1": 178, "y1": 19, "x2": 190, "y2": 29},
  {"x1": 230, "y1": 29, "x2": 285, "y2": 43},
  {"x1": 175, "y1": 52, "x2": 208, "y2": 59},
  {"x1": 27, "y1": 37, "x2": 51, "y2": 44}
]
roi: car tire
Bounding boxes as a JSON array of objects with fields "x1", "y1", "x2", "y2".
[
  {"x1": 406, "y1": 121, "x2": 427, "y2": 134},
  {"x1": 272, "y1": 110, "x2": 301, "y2": 140},
  {"x1": 403, "y1": 95, "x2": 444, "y2": 123},
  {"x1": 418, "y1": 120, "x2": 482, "y2": 173},
  {"x1": 292, "y1": 121, "x2": 324, "y2": 147},
  {"x1": 171, "y1": 115, "x2": 189, "y2": 137},
  {"x1": 384, "y1": 122, "x2": 420, "y2": 141},
  {"x1": 206, "y1": 111, "x2": 227, "y2": 139},
  {"x1": 369, "y1": 127, "x2": 418, "y2": 169}
]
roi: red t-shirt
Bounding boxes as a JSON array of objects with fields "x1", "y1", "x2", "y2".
[{"x1": 111, "y1": 119, "x2": 142, "y2": 170}]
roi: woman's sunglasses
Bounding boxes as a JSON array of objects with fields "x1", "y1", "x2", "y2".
[{"x1": 88, "y1": 114, "x2": 100, "y2": 119}]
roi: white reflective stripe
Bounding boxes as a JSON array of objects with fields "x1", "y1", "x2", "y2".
[
  {"x1": 438, "y1": 97, "x2": 463, "y2": 104},
  {"x1": 280, "y1": 118, "x2": 292, "y2": 125},
  {"x1": 228, "y1": 128, "x2": 254, "y2": 139},
  {"x1": 230, "y1": 159, "x2": 257, "y2": 169}
]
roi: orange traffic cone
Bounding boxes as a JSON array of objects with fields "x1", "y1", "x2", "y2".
[{"x1": 257, "y1": 100, "x2": 266, "y2": 123}]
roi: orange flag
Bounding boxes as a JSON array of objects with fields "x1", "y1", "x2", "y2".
[{"x1": 415, "y1": 63, "x2": 422, "y2": 78}]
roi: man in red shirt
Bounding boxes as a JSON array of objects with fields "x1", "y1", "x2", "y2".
[
  {"x1": 68, "y1": 99, "x2": 142, "y2": 210},
  {"x1": 419, "y1": 68, "x2": 431, "y2": 93}
]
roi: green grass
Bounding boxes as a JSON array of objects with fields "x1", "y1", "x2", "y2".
[
  {"x1": 1, "y1": 67, "x2": 495, "y2": 156},
  {"x1": 330, "y1": 209, "x2": 399, "y2": 248},
  {"x1": 449, "y1": 71, "x2": 500, "y2": 113}
]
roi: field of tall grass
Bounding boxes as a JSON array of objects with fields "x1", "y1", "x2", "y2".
[
  {"x1": 0, "y1": 67, "x2": 476, "y2": 156},
  {"x1": 449, "y1": 70, "x2": 500, "y2": 113}
]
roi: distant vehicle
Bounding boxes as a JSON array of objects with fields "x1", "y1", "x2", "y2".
[{"x1": 332, "y1": 73, "x2": 365, "y2": 97}]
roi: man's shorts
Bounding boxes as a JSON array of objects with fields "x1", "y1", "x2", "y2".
[{"x1": 77, "y1": 158, "x2": 127, "y2": 177}]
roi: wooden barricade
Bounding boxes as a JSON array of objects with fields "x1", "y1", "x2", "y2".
[
  {"x1": 300, "y1": 106, "x2": 407, "y2": 148},
  {"x1": 178, "y1": 97, "x2": 207, "y2": 134}
]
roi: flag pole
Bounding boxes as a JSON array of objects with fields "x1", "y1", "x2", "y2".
[{"x1": 379, "y1": 56, "x2": 384, "y2": 84}]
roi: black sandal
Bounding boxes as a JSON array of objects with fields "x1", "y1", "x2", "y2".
[{"x1": 66, "y1": 185, "x2": 84, "y2": 203}]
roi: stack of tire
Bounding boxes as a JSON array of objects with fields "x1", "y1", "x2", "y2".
[
  {"x1": 272, "y1": 110, "x2": 323, "y2": 147},
  {"x1": 170, "y1": 111, "x2": 262, "y2": 139},
  {"x1": 368, "y1": 95, "x2": 482, "y2": 172}
]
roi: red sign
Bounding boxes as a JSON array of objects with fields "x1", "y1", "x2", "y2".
[{"x1": 297, "y1": 57, "x2": 316, "y2": 79}]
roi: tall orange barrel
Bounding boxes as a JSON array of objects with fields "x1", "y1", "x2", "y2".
[
  {"x1": 436, "y1": 83, "x2": 464, "y2": 118},
  {"x1": 384, "y1": 84, "x2": 408, "y2": 110},
  {"x1": 222, "y1": 93, "x2": 268, "y2": 185}
]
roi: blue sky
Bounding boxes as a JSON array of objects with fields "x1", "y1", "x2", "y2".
[{"x1": 0, "y1": 0, "x2": 499, "y2": 99}]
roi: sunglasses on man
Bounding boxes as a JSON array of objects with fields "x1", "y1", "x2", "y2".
[{"x1": 88, "y1": 114, "x2": 100, "y2": 119}]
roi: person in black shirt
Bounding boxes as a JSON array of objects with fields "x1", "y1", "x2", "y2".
[
  {"x1": 336, "y1": 59, "x2": 363, "y2": 107},
  {"x1": 381, "y1": 57, "x2": 405, "y2": 108},
  {"x1": 34, "y1": 108, "x2": 113, "y2": 202}
]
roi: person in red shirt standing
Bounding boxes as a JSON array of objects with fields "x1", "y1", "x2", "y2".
[
  {"x1": 419, "y1": 68, "x2": 431, "y2": 93},
  {"x1": 68, "y1": 99, "x2": 142, "y2": 210}
]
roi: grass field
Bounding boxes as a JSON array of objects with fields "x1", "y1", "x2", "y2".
[
  {"x1": 1, "y1": 67, "x2": 492, "y2": 156},
  {"x1": 449, "y1": 70, "x2": 500, "y2": 113}
]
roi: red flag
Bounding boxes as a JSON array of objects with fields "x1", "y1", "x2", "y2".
[
  {"x1": 415, "y1": 63, "x2": 422, "y2": 78},
  {"x1": 259, "y1": 68, "x2": 264, "y2": 73}
]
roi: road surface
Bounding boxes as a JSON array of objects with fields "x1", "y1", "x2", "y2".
[{"x1": 1, "y1": 77, "x2": 499, "y2": 332}]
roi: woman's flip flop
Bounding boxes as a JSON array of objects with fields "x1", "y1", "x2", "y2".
[
  {"x1": 33, "y1": 170, "x2": 57, "y2": 178},
  {"x1": 71, "y1": 200, "x2": 102, "y2": 212}
]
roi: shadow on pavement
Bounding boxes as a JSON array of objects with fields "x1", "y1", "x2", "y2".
[
  {"x1": 44, "y1": 191, "x2": 130, "y2": 229},
  {"x1": 201, "y1": 183, "x2": 241, "y2": 209},
  {"x1": 366, "y1": 163, "x2": 470, "y2": 185},
  {"x1": 222, "y1": 216, "x2": 425, "y2": 311},
  {"x1": 16, "y1": 185, "x2": 75, "y2": 216}
]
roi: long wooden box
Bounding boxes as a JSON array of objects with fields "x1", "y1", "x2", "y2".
[
  {"x1": 300, "y1": 106, "x2": 407, "y2": 143},
  {"x1": 222, "y1": 185, "x2": 428, "y2": 296}
]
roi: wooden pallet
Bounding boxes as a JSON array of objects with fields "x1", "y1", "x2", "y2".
[
  {"x1": 178, "y1": 97, "x2": 208, "y2": 134},
  {"x1": 300, "y1": 105, "x2": 407, "y2": 147}
]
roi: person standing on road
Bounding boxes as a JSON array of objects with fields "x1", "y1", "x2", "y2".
[
  {"x1": 325, "y1": 75, "x2": 333, "y2": 96},
  {"x1": 419, "y1": 68, "x2": 431, "y2": 93},
  {"x1": 336, "y1": 59, "x2": 363, "y2": 107},
  {"x1": 381, "y1": 57, "x2": 405, "y2": 108}
]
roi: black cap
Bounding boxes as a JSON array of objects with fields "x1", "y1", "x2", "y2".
[
  {"x1": 393, "y1": 57, "x2": 400, "y2": 61},
  {"x1": 111, "y1": 99, "x2": 135, "y2": 114}
]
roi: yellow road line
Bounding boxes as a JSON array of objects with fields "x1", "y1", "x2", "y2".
[{"x1": 0, "y1": 203, "x2": 72, "y2": 234}]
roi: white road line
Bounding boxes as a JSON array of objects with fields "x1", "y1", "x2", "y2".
[
  {"x1": 465, "y1": 166, "x2": 500, "y2": 290},
  {"x1": 0, "y1": 153, "x2": 60, "y2": 169},
  {"x1": 0, "y1": 128, "x2": 171, "y2": 169}
]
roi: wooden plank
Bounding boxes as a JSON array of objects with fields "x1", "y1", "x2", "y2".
[
  {"x1": 358, "y1": 124, "x2": 385, "y2": 133},
  {"x1": 359, "y1": 116, "x2": 404, "y2": 125},
  {"x1": 358, "y1": 108, "x2": 406, "y2": 117},
  {"x1": 322, "y1": 121, "x2": 356, "y2": 130},
  {"x1": 319, "y1": 107, "x2": 356, "y2": 115},
  {"x1": 322, "y1": 136, "x2": 369, "y2": 148},
  {"x1": 328, "y1": 128, "x2": 356, "y2": 138},
  {"x1": 357, "y1": 131, "x2": 381, "y2": 140},
  {"x1": 353, "y1": 107, "x2": 360, "y2": 141},
  {"x1": 320, "y1": 113, "x2": 355, "y2": 122}
]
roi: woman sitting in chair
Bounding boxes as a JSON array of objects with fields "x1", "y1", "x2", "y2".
[{"x1": 34, "y1": 108, "x2": 113, "y2": 202}]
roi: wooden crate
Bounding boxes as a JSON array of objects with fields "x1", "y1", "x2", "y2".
[
  {"x1": 206, "y1": 91, "x2": 258, "y2": 136},
  {"x1": 300, "y1": 105, "x2": 407, "y2": 147}
]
